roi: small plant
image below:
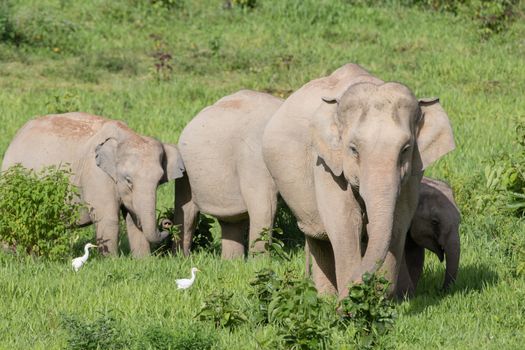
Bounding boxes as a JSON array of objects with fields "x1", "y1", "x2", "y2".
[
  {"x1": 195, "y1": 290, "x2": 248, "y2": 330},
  {"x1": 268, "y1": 275, "x2": 332, "y2": 349},
  {"x1": 150, "y1": 34, "x2": 174, "y2": 81},
  {"x1": 339, "y1": 272, "x2": 397, "y2": 348},
  {"x1": 251, "y1": 227, "x2": 290, "y2": 261},
  {"x1": 0, "y1": 164, "x2": 83, "y2": 260},
  {"x1": 141, "y1": 323, "x2": 216, "y2": 350},
  {"x1": 226, "y1": 0, "x2": 258, "y2": 10},
  {"x1": 193, "y1": 214, "x2": 214, "y2": 251},
  {"x1": 45, "y1": 91, "x2": 80, "y2": 114},
  {"x1": 150, "y1": 0, "x2": 185, "y2": 10},
  {"x1": 60, "y1": 311, "x2": 129, "y2": 350},
  {"x1": 249, "y1": 268, "x2": 281, "y2": 324}
]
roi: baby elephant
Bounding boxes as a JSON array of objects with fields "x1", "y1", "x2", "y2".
[
  {"x1": 396, "y1": 177, "x2": 461, "y2": 298},
  {"x1": 2, "y1": 113, "x2": 184, "y2": 257},
  {"x1": 176, "y1": 90, "x2": 282, "y2": 258}
]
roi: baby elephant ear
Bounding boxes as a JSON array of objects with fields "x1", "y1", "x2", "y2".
[
  {"x1": 413, "y1": 97, "x2": 455, "y2": 174},
  {"x1": 162, "y1": 143, "x2": 185, "y2": 183},
  {"x1": 95, "y1": 138, "x2": 118, "y2": 182},
  {"x1": 311, "y1": 96, "x2": 343, "y2": 176}
]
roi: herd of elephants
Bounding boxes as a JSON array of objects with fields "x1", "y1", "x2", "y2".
[{"x1": 1, "y1": 63, "x2": 460, "y2": 299}]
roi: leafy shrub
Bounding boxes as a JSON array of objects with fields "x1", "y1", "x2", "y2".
[
  {"x1": 140, "y1": 323, "x2": 216, "y2": 350},
  {"x1": 269, "y1": 277, "x2": 332, "y2": 349},
  {"x1": 195, "y1": 291, "x2": 248, "y2": 330},
  {"x1": 339, "y1": 273, "x2": 397, "y2": 348},
  {"x1": 250, "y1": 268, "x2": 332, "y2": 348},
  {"x1": 150, "y1": 0, "x2": 185, "y2": 10},
  {"x1": 46, "y1": 91, "x2": 80, "y2": 114},
  {"x1": 61, "y1": 311, "x2": 130, "y2": 350},
  {"x1": 226, "y1": 0, "x2": 259, "y2": 9},
  {"x1": 251, "y1": 227, "x2": 290, "y2": 261},
  {"x1": 274, "y1": 198, "x2": 304, "y2": 249},
  {"x1": 0, "y1": 165, "x2": 82, "y2": 260}
]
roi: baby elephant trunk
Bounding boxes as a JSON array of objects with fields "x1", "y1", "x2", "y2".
[{"x1": 443, "y1": 231, "x2": 460, "y2": 289}]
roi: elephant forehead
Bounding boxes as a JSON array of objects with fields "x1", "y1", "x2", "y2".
[{"x1": 39, "y1": 113, "x2": 106, "y2": 138}]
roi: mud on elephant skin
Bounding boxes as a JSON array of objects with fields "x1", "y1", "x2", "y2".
[
  {"x1": 263, "y1": 63, "x2": 455, "y2": 297},
  {"x1": 1, "y1": 112, "x2": 185, "y2": 257},
  {"x1": 396, "y1": 177, "x2": 461, "y2": 298},
  {"x1": 175, "y1": 90, "x2": 282, "y2": 258}
]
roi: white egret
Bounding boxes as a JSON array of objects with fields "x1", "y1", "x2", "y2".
[
  {"x1": 72, "y1": 243, "x2": 98, "y2": 272},
  {"x1": 176, "y1": 267, "x2": 200, "y2": 289}
]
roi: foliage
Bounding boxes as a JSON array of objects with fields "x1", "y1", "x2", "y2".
[
  {"x1": 45, "y1": 91, "x2": 80, "y2": 114},
  {"x1": 60, "y1": 311, "x2": 130, "y2": 350},
  {"x1": 339, "y1": 273, "x2": 397, "y2": 348},
  {"x1": 192, "y1": 214, "x2": 215, "y2": 251},
  {"x1": 140, "y1": 323, "x2": 216, "y2": 350},
  {"x1": 150, "y1": 0, "x2": 185, "y2": 10},
  {"x1": 228, "y1": 0, "x2": 259, "y2": 9},
  {"x1": 0, "y1": 165, "x2": 82, "y2": 260},
  {"x1": 195, "y1": 290, "x2": 248, "y2": 330},
  {"x1": 251, "y1": 227, "x2": 290, "y2": 261}
]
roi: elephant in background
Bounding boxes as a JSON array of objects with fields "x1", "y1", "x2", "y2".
[
  {"x1": 396, "y1": 177, "x2": 460, "y2": 298},
  {"x1": 175, "y1": 90, "x2": 282, "y2": 258},
  {"x1": 1, "y1": 112, "x2": 184, "y2": 257},
  {"x1": 262, "y1": 63, "x2": 455, "y2": 297}
]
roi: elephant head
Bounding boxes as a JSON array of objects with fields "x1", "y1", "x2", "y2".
[
  {"x1": 311, "y1": 81, "x2": 455, "y2": 281},
  {"x1": 94, "y1": 121, "x2": 184, "y2": 244},
  {"x1": 410, "y1": 178, "x2": 460, "y2": 289}
]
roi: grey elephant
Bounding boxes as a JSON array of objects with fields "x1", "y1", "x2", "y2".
[
  {"x1": 305, "y1": 177, "x2": 461, "y2": 297},
  {"x1": 396, "y1": 177, "x2": 460, "y2": 298},
  {"x1": 1, "y1": 112, "x2": 184, "y2": 257},
  {"x1": 175, "y1": 90, "x2": 282, "y2": 258},
  {"x1": 262, "y1": 63, "x2": 455, "y2": 297}
]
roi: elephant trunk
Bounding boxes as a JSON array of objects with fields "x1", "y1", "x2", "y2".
[
  {"x1": 443, "y1": 230, "x2": 460, "y2": 289},
  {"x1": 134, "y1": 191, "x2": 170, "y2": 244},
  {"x1": 358, "y1": 173, "x2": 399, "y2": 280}
]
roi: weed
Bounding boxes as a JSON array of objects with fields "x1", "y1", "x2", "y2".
[
  {"x1": 195, "y1": 290, "x2": 248, "y2": 330},
  {"x1": 140, "y1": 322, "x2": 216, "y2": 350},
  {"x1": 45, "y1": 91, "x2": 80, "y2": 114},
  {"x1": 60, "y1": 311, "x2": 130, "y2": 350},
  {"x1": 150, "y1": 34, "x2": 174, "y2": 81},
  {"x1": 0, "y1": 165, "x2": 82, "y2": 260},
  {"x1": 251, "y1": 227, "x2": 291, "y2": 261},
  {"x1": 339, "y1": 273, "x2": 397, "y2": 348}
]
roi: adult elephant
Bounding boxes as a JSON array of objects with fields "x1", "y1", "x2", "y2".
[
  {"x1": 1, "y1": 112, "x2": 184, "y2": 257},
  {"x1": 262, "y1": 63, "x2": 455, "y2": 297},
  {"x1": 176, "y1": 90, "x2": 282, "y2": 258},
  {"x1": 396, "y1": 177, "x2": 460, "y2": 298}
]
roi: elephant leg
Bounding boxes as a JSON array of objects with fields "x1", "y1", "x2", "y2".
[
  {"x1": 404, "y1": 233, "x2": 425, "y2": 291},
  {"x1": 92, "y1": 208, "x2": 120, "y2": 256},
  {"x1": 313, "y1": 163, "x2": 362, "y2": 297},
  {"x1": 396, "y1": 254, "x2": 415, "y2": 299},
  {"x1": 307, "y1": 236, "x2": 338, "y2": 294},
  {"x1": 244, "y1": 189, "x2": 277, "y2": 254},
  {"x1": 220, "y1": 220, "x2": 248, "y2": 259},
  {"x1": 124, "y1": 210, "x2": 151, "y2": 258},
  {"x1": 174, "y1": 175, "x2": 199, "y2": 256}
]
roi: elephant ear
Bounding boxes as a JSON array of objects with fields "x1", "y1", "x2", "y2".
[
  {"x1": 95, "y1": 137, "x2": 118, "y2": 182},
  {"x1": 162, "y1": 143, "x2": 185, "y2": 183},
  {"x1": 412, "y1": 97, "x2": 455, "y2": 174},
  {"x1": 311, "y1": 97, "x2": 343, "y2": 176}
]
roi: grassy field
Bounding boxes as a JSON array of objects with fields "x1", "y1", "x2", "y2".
[{"x1": 1, "y1": 0, "x2": 525, "y2": 348}]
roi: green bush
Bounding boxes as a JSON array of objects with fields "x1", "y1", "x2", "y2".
[
  {"x1": 61, "y1": 311, "x2": 130, "y2": 350},
  {"x1": 140, "y1": 323, "x2": 216, "y2": 350},
  {"x1": 0, "y1": 164, "x2": 82, "y2": 260},
  {"x1": 339, "y1": 273, "x2": 397, "y2": 348},
  {"x1": 195, "y1": 291, "x2": 248, "y2": 330}
]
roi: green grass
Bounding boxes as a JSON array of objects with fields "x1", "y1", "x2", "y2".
[{"x1": 1, "y1": 0, "x2": 525, "y2": 348}]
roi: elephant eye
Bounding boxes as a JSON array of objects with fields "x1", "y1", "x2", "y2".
[
  {"x1": 349, "y1": 144, "x2": 359, "y2": 156},
  {"x1": 401, "y1": 144, "x2": 411, "y2": 154},
  {"x1": 431, "y1": 218, "x2": 439, "y2": 227},
  {"x1": 124, "y1": 175, "x2": 133, "y2": 189}
]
